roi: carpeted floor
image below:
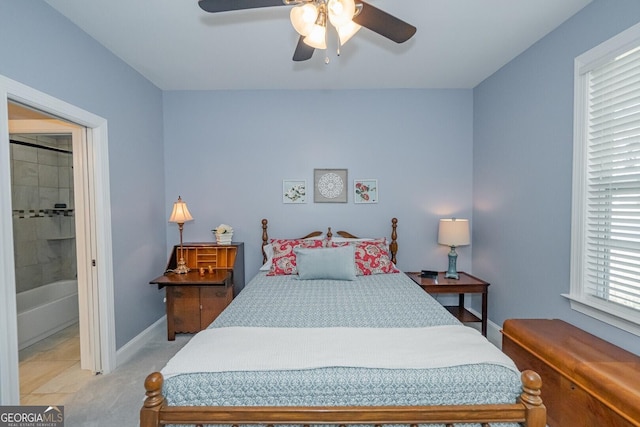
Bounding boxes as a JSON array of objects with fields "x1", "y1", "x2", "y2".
[{"x1": 63, "y1": 330, "x2": 191, "y2": 427}]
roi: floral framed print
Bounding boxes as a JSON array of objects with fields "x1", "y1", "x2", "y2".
[
  {"x1": 282, "y1": 179, "x2": 307, "y2": 204},
  {"x1": 314, "y1": 169, "x2": 348, "y2": 203},
  {"x1": 354, "y1": 179, "x2": 378, "y2": 204}
]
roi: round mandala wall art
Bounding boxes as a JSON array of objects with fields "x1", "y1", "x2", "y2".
[
  {"x1": 317, "y1": 172, "x2": 343, "y2": 199},
  {"x1": 314, "y1": 169, "x2": 348, "y2": 203}
]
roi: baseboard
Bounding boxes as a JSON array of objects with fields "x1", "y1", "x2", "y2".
[
  {"x1": 464, "y1": 306, "x2": 503, "y2": 349},
  {"x1": 115, "y1": 315, "x2": 166, "y2": 367}
]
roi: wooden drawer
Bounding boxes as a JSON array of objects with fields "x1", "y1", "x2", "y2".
[
  {"x1": 200, "y1": 285, "x2": 233, "y2": 329},
  {"x1": 169, "y1": 286, "x2": 201, "y2": 333}
]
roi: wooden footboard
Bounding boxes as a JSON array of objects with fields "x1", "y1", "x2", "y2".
[{"x1": 140, "y1": 370, "x2": 546, "y2": 427}]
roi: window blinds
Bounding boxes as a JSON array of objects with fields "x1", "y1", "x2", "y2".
[{"x1": 586, "y1": 46, "x2": 640, "y2": 310}]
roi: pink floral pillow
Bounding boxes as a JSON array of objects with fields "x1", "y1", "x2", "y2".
[
  {"x1": 267, "y1": 238, "x2": 324, "y2": 275},
  {"x1": 330, "y1": 239, "x2": 399, "y2": 275}
]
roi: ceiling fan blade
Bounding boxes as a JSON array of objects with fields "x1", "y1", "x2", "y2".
[
  {"x1": 198, "y1": 0, "x2": 285, "y2": 13},
  {"x1": 353, "y1": 1, "x2": 416, "y2": 43},
  {"x1": 293, "y1": 36, "x2": 315, "y2": 61}
]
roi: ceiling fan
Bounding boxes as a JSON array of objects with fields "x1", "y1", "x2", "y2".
[{"x1": 198, "y1": 0, "x2": 417, "y2": 61}]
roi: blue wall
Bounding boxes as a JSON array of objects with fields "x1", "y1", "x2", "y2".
[
  {"x1": 0, "y1": 0, "x2": 167, "y2": 349},
  {"x1": 162, "y1": 89, "x2": 474, "y2": 282},
  {"x1": 473, "y1": 0, "x2": 640, "y2": 355}
]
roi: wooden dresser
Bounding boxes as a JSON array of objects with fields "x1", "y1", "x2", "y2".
[
  {"x1": 502, "y1": 319, "x2": 640, "y2": 427},
  {"x1": 151, "y1": 243, "x2": 242, "y2": 340}
]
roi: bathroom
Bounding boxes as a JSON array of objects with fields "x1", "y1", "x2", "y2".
[
  {"x1": 11, "y1": 132, "x2": 78, "y2": 350},
  {"x1": 10, "y1": 131, "x2": 88, "y2": 404}
]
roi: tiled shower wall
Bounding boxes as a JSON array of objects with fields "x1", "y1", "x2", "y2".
[{"x1": 10, "y1": 134, "x2": 76, "y2": 294}]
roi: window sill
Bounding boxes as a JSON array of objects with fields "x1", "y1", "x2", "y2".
[{"x1": 562, "y1": 293, "x2": 640, "y2": 337}]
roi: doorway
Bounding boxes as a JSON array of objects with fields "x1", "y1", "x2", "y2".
[
  {"x1": 9, "y1": 123, "x2": 93, "y2": 403},
  {"x1": 10, "y1": 130, "x2": 79, "y2": 356},
  {"x1": 9, "y1": 107, "x2": 91, "y2": 377},
  {"x1": 0, "y1": 75, "x2": 116, "y2": 405}
]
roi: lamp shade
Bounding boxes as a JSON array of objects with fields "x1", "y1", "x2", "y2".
[
  {"x1": 290, "y1": 3, "x2": 318, "y2": 36},
  {"x1": 337, "y1": 20, "x2": 361, "y2": 45},
  {"x1": 438, "y1": 218, "x2": 470, "y2": 247},
  {"x1": 328, "y1": 0, "x2": 356, "y2": 27},
  {"x1": 169, "y1": 196, "x2": 193, "y2": 224},
  {"x1": 304, "y1": 24, "x2": 327, "y2": 49}
]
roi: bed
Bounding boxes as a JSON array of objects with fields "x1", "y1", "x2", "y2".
[{"x1": 140, "y1": 218, "x2": 545, "y2": 427}]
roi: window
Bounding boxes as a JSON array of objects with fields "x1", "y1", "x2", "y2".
[{"x1": 568, "y1": 22, "x2": 640, "y2": 336}]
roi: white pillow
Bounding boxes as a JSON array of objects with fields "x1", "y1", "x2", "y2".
[{"x1": 259, "y1": 243, "x2": 274, "y2": 271}]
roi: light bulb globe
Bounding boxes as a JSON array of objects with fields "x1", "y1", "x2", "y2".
[
  {"x1": 328, "y1": 0, "x2": 355, "y2": 27},
  {"x1": 304, "y1": 23, "x2": 327, "y2": 49},
  {"x1": 290, "y1": 3, "x2": 318, "y2": 36}
]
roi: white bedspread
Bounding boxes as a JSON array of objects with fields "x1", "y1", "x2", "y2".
[{"x1": 162, "y1": 325, "x2": 518, "y2": 379}]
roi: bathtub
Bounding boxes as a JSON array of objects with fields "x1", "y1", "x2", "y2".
[{"x1": 16, "y1": 279, "x2": 79, "y2": 350}]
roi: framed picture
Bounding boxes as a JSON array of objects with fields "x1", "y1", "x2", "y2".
[
  {"x1": 354, "y1": 179, "x2": 378, "y2": 204},
  {"x1": 282, "y1": 179, "x2": 307, "y2": 204},
  {"x1": 314, "y1": 169, "x2": 348, "y2": 203}
]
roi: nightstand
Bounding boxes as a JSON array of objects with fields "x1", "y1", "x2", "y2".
[{"x1": 406, "y1": 271, "x2": 489, "y2": 336}]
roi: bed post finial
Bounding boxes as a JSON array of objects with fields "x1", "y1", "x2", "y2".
[
  {"x1": 390, "y1": 218, "x2": 398, "y2": 265},
  {"x1": 520, "y1": 370, "x2": 546, "y2": 427},
  {"x1": 520, "y1": 370, "x2": 543, "y2": 406},
  {"x1": 262, "y1": 219, "x2": 269, "y2": 264},
  {"x1": 141, "y1": 372, "x2": 165, "y2": 427},
  {"x1": 143, "y1": 372, "x2": 164, "y2": 407}
]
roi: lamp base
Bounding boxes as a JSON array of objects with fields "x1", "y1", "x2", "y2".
[
  {"x1": 445, "y1": 271, "x2": 460, "y2": 280},
  {"x1": 445, "y1": 246, "x2": 460, "y2": 280},
  {"x1": 173, "y1": 257, "x2": 190, "y2": 274}
]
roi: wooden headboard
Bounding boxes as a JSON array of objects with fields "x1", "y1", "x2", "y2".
[{"x1": 261, "y1": 218, "x2": 398, "y2": 264}]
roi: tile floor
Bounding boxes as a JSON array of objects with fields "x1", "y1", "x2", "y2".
[{"x1": 19, "y1": 323, "x2": 95, "y2": 405}]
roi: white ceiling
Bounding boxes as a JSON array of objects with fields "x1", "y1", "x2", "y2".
[{"x1": 44, "y1": 0, "x2": 592, "y2": 91}]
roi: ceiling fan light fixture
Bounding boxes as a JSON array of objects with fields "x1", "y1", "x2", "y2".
[
  {"x1": 201, "y1": 0, "x2": 416, "y2": 62},
  {"x1": 290, "y1": 3, "x2": 318, "y2": 37},
  {"x1": 336, "y1": 20, "x2": 361, "y2": 45},
  {"x1": 327, "y1": 0, "x2": 356, "y2": 27}
]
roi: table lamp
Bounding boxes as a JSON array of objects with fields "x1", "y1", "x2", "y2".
[
  {"x1": 438, "y1": 218, "x2": 470, "y2": 279},
  {"x1": 169, "y1": 196, "x2": 193, "y2": 274}
]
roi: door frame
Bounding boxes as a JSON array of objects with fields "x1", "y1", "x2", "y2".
[{"x1": 0, "y1": 75, "x2": 116, "y2": 404}]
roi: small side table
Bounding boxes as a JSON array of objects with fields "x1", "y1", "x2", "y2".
[{"x1": 406, "y1": 271, "x2": 489, "y2": 336}]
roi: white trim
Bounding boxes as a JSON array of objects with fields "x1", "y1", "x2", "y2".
[
  {"x1": 0, "y1": 74, "x2": 116, "y2": 404},
  {"x1": 116, "y1": 316, "x2": 166, "y2": 367},
  {"x1": 562, "y1": 294, "x2": 640, "y2": 337},
  {"x1": 569, "y1": 21, "x2": 640, "y2": 336},
  {"x1": 0, "y1": 91, "x2": 19, "y2": 404},
  {"x1": 486, "y1": 318, "x2": 504, "y2": 349},
  {"x1": 570, "y1": 53, "x2": 589, "y2": 303},
  {"x1": 464, "y1": 306, "x2": 503, "y2": 349},
  {"x1": 576, "y1": 21, "x2": 640, "y2": 75}
]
